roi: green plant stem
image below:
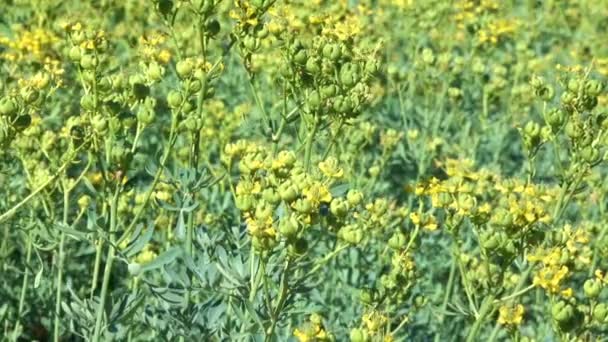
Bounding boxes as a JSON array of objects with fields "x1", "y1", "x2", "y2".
[
  {"x1": 90, "y1": 239, "x2": 103, "y2": 299},
  {"x1": 265, "y1": 260, "x2": 291, "y2": 342},
  {"x1": 91, "y1": 187, "x2": 121, "y2": 342},
  {"x1": 465, "y1": 294, "x2": 496, "y2": 342},
  {"x1": 53, "y1": 184, "x2": 70, "y2": 342},
  {"x1": 13, "y1": 229, "x2": 33, "y2": 338},
  {"x1": 304, "y1": 117, "x2": 319, "y2": 172},
  {"x1": 435, "y1": 259, "x2": 457, "y2": 342}
]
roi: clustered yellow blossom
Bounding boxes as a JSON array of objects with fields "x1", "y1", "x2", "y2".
[
  {"x1": 293, "y1": 314, "x2": 333, "y2": 342},
  {"x1": 498, "y1": 303, "x2": 525, "y2": 326}
]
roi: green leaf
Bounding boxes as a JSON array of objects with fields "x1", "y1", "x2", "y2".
[{"x1": 140, "y1": 247, "x2": 182, "y2": 273}]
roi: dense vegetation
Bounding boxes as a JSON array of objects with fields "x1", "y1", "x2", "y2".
[{"x1": 2, "y1": 1, "x2": 608, "y2": 341}]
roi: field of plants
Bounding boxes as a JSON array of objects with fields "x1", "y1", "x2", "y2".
[{"x1": 2, "y1": 0, "x2": 608, "y2": 341}]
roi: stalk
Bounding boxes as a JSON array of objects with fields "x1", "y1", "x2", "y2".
[
  {"x1": 91, "y1": 188, "x2": 120, "y2": 342},
  {"x1": 53, "y1": 185, "x2": 70, "y2": 342}
]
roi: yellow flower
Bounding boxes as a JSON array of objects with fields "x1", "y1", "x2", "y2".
[
  {"x1": 498, "y1": 304, "x2": 524, "y2": 326},
  {"x1": 303, "y1": 181, "x2": 332, "y2": 207},
  {"x1": 318, "y1": 157, "x2": 344, "y2": 179}
]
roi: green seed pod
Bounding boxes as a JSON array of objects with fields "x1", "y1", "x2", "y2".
[
  {"x1": 243, "y1": 35, "x2": 260, "y2": 52},
  {"x1": 322, "y1": 43, "x2": 341, "y2": 61},
  {"x1": 567, "y1": 78, "x2": 582, "y2": 93},
  {"x1": 581, "y1": 146, "x2": 600, "y2": 164},
  {"x1": 552, "y1": 301, "x2": 574, "y2": 323},
  {"x1": 593, "y1": 303, "x2": 608, "y2": 323},
  {"x1": 330, "y1": 199, "x2": 349, "y2": 217},
  {"x1": 544, "y1": 108, "x2": 565, "y2": 129},
  {"x1": 346, "y1": 190, "x2": 364, "y2": 206},
  {"x1": 167, "y1": 90, "x2": 183, "y2": 109},
  {"x1": 560, "y1": 91, "x2": 576, "y2": 107},
  {"x1": 340, "y1": 63, "x2": 359, "y2": 87},
  {"x1": 146, "y1": 62, "x2": 164, "y2": 82},
  {"x1": 278, "y1": 215, "x2": 299, "y2": 239},
  {"x1": 307, "y1": 90, "x2": 321, "y2": 109},
  {"x1": 564, "y1": 121, "x2": 582, "y2": 140},
  {"x1": 71, "y1": 30, "x2": 85, "y2": 45},
  {"x1": 320, "y1": 84, "x2": 337, "y2": 99},
  {"x1": 236, "y1": 195, "x2": 254, "y2": 212},
  {"x1": 536, "y1": 85, "x2": 554, "y2": 101},
  {"x1": 388, "y1": 232, "x2": 407, "y2": 249},
  {"x1": 278, "y1": 181, "x2": 298, "y2": 202},
  {"x1": 256, "y1": 25, "x2": 269, "y2": 39},
  {"x1": 261, "y1": 188, "x2": 281, "y2": 205},
  {"x1": 176, "y1": 59, "x2": 194, "y2": 79},
  {"x1": 359, "y1": 288, "x2": 375, "y2": 304},
  {"x1": 365, "y1": 59, "x2": 380, "y2": 75},
  {"x1": 523, "y1": 121, "x2": 541, "y2": 138},
  {"x1": 349, "y1": 328, "x2": 368, "y2": 342},
  {"x1": 80, "y1": 54, "x2": 98, "y2": 70},
  {"x1": 293, "y1": 50, "x2": 307, "y2": 65},
  {"x1": 480, "y1": 230, "x2": 500, "y2": 251},
  {"x1": 68, "y1": 46, "x2": 82, "y2": 62},
  {"x1": 292, "y1": 198, "x2": 313, "y2": 214},
  {"x1": 97, "y1": 76, "x2": 113, "y2": 93},
  {"x1": 305, "y1": 57, "x2": 321, "y2": 75},
  {"x1": 0, "y1": 97, "x2": 18, "y2": 117},
  {"x1": 585, "y1": 79, "x2": 603, "y2": 97},
  {"x1": 582, "y1": 95, "x2": 598, "y2": 111},
  {"x1": 137, "y1": 107, "x2": 155, "y2": 125},
  {"x1": 91, "y1": 114, "x2": 108, "y2": 134},
  {"x1": 583, "y1": 279, "x2": 602, "y2": 299},
  {"x1": 80, "y1": 94, "x2": 96, "y2": 111}
]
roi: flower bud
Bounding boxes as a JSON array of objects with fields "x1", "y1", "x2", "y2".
[
  {"x1": 262, "y1": 188, "x2": 281, "y2": 205},
  {"x1": 80, "y1": 94, "x2": 96, "y2": 111},
  {"x1": 583, "y1": 279, "x2": 602, "y2": 299},
  {"x1": 346, "y1": 190, "x2": 364, "y2": 206},
  {"x1": 349, "y1": 328, "x2": 369, "y2": 342},
  {"x1": 388, "y1": 232, "x2": 407, "y2": 249},
  {"x1": 91, "y1": 114, "x2": 108, "y2": 134},
  {"x1": 167, "y1": 90, "x2": 183, "y2": 109},
  {"x1": 293, "y1": 50, "x2": 307, "y2": 65},
  {"x1": 146, "y1": 62, "x2": 164, "y2": 82},
  {"x1": 567, "y1": 79, "x2": 582, "y2": 93},
  {"x1": 236, "y1": 195, "x2": 254, "y2": 212},
  {"x1": 68, "y1": 46, "x2": 82, "y2": 62},
  {"x1": 137, "y1": 107, "x2": 155, "y2": 125},
  {"x1": 176, "y1": 59, "x2": 194, "y2": 79},
  {"x1": 544, "y1": 108, "x2": 565, "y2": 129},
  {"x1": 581, "y1": 146, "x2": 600, "y2": 164},
  {"x1": 278, "y1": 214, "x2": 299, "y2": 238},
  {"x1": 80, "y1": 54, "x2": 98, "y2": 70},
  {"x1": 0, "y1": 97, "x2": 18, "y2": 117},
  {"x1": 593, "y1": 303, "x2": 608, "y2": 323},
  {"x1": 322, "y1": 43, "x2": 341, "y2": 61},
  {"x1": 330, "y1": 199, "x2": 349, "y2": 217},
  {"x1": 552, "y1": 301, "x2": 574, "y2": 323},
  {"x1": 243, "y1": 35, "x2": 260, "y2": 52},
  {"x1": 585, "y1": 79, "x2": 603, "y2": 97}
]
